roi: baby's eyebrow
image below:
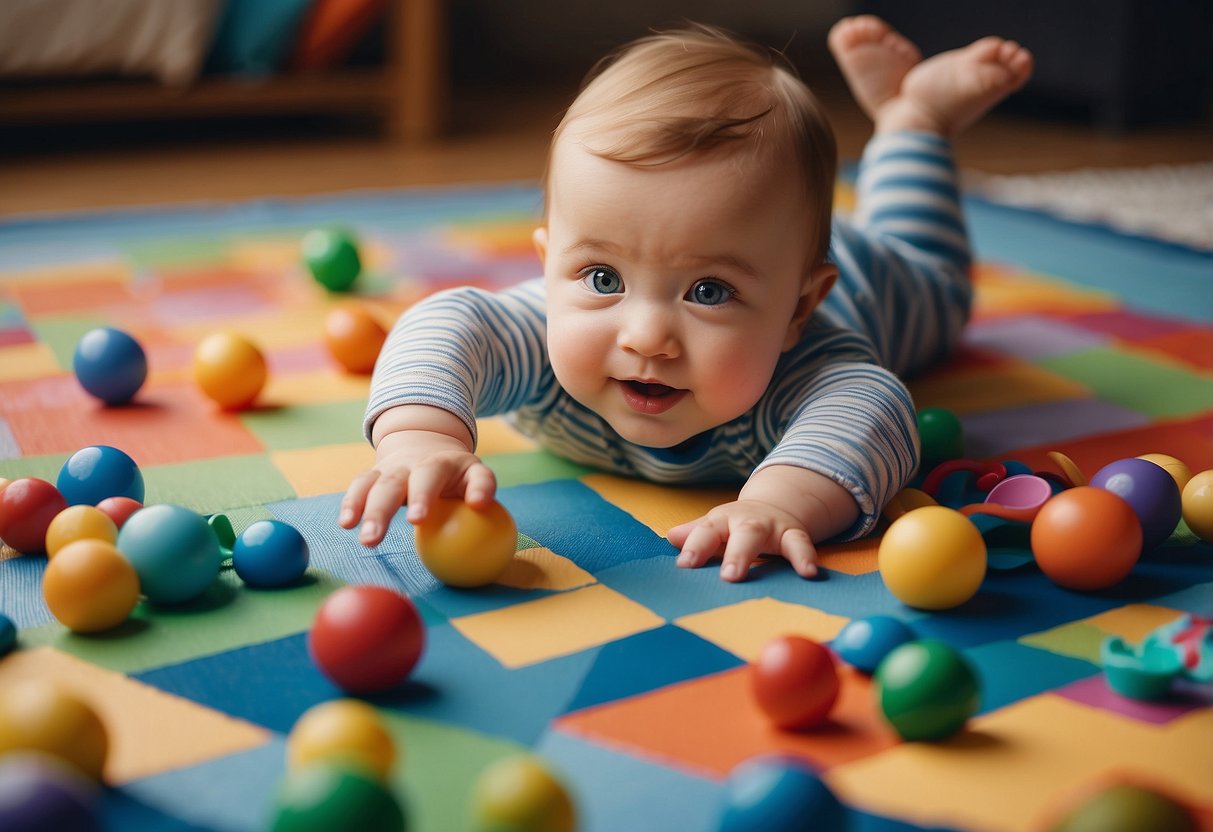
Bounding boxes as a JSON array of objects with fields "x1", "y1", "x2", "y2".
[
  {"x1": 563, "y1": 238, "x2": 622, "y2": 257},
  {"x1": 564, "y1": 240, "x2": 758, "y2": 279}
]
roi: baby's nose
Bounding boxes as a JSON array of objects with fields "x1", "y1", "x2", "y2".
[{"x1": 617, "y1": 304, "x2": 680, "y2": 359}]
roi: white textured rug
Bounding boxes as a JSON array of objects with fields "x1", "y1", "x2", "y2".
[{"x1": 964, "y1": 162, "x2": 1213, "y2": 252}]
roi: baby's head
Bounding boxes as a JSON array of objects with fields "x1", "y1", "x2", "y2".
[{"x1": 534, "y1": 26, "x2": 841, "y2": 448}]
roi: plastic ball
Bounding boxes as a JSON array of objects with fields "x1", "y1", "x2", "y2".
[
  {"x1": 1046, "y1": 782, "x2": 1196, "y2": 832},
  {"x1": 271, "y1": 763, "x2": 405, "y2": 832},
  {"x1": 309, "y1": 585, "x2": 426, "y2": 694},
  {"x1": 324, "y1": 306, "x2": 387, "y2": 374},
  {"x1": 1031, "y1": 487, "x2": 1141, "y2": 591},
  {"x1": 72, "y1": 326, "x2": 147, "y2": 406},
  {"x1": 917, "y1": 407, "x2": 964, "y2": 469},
  {"x1": 878, "y1": 506, "x2": 986, "y2": 610},
  {"x1": 193, "y1": 332, "x2": 267, "y2": 411},
  {"x1": 95, "y1": 496, "x2": 143, "y2": 529},
  {"x1": 0, "y1": 478, "x2": 67, "y2": 554},
  {"x1": 288, "y1": 700, "x2": 396, "y2": 781},
  {"x1": 0, "y1": 752, "x2": 101, "y2": 832},
  {"x1": 1090, "y1": 457, "x2": 1182, "y2": 550},
  {"x1": 875, "y1": 639, "x2": 980, "y2": 741},
  {"x1": 44, "y1": 506, "x2": 118, "y2": 559},
  {"x1": 750, "y1": 636, "x2": 840, "y2": 730},
  {"x1": 470, "y1": 754, "x2": 575, "y2": 832},
  {"x1": 56, "y1": 445, "x2": 145, "y2": 507},
  {"x1": 1181, "y1": 469, "x2": 1213, "y2": 543},
  {"x1": 116, "y1": 504, "x2": 222, "y2": 605},
  {"x1": 1136, "y1": 453, "x2": 1192, "y2": 492},
  {"x1": 42, "y1": 540, "x2": 140, "y2": 633},
  {"x1": 0, "y1": 678, "x2": 109, "y2": 781},
  {"x1": 717, "y1": 755, "x2": 847, "y2": 832},
  {"x1": 233, "y1": 519, "x2": 310, "y2": 588},
  {"x1": 303, "y1": 229, "x2": 362, "y2": 292},
  {"x1": 0, "y1": 612, "x2": 15, "y2": 656},
  {"x1": 832, "y1": 615, "x2": 917, "y2": 674},
  {"x1": 414, "y1": 498, "x2": 517, "y2": 588}
]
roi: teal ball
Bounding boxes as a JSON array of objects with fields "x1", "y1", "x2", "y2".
[{"x1": 116, "y1": 504, "x2": 221, "y2": 605}]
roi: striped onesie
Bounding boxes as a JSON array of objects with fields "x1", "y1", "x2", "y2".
[{"x1": 366, "y1": 131, "x2": 972, "y2": 541}]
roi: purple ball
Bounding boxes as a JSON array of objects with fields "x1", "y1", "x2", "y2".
[
  {"x1": 1090, "y1": 458, "x2": 1182, "y2": 550},
  {"x1": 0, "y1": 754, "x2": 100, "y2": 832}
]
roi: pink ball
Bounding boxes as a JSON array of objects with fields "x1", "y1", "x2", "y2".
[{"x1": 308, "y1": 585, "x2": 426, "y2": 694}]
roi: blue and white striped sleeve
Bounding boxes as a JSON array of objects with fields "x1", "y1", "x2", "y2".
[
  {"x1": 363, "y1": 277, "x2": 548, "y2": 447},
  {"x1": 752, "y1": 326, "x2": 919, "y2": 541}
]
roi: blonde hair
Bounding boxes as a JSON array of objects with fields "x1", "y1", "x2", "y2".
[{"x1": 546, "y1": 24, "x2": 837, "y2": 267}]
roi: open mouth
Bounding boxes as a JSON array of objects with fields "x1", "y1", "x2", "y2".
[{"x1": 617, "y1": 379, "x2": 687, "y2": 414}]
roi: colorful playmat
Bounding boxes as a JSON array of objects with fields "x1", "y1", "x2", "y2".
[{"x1": 0, "y1": 176, "x2": 1211, "y2": 831}]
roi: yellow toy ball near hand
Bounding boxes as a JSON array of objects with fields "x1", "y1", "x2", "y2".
[
  {"x1": 471, "y1": 754, "x2": 575, "y2": 832},
  {"x1": 287, "y1": 699, "x2": 397, "y2": 780},
  {"x1": 193, "y1": 331, "x2": 267, "y2": 410},
  {"x1": 43, "y1": 539, "x2": 140, "y2": 633},
  {"x1": 45, "y1": 505, "x2": 118, "y2": 558},
  {"x1": 1182, "y1": 470, "x2": 1213, "y2": 543},
  {"x1": 879, "y1": 505, "x2": 987, "y2": 610},
  {"x1": 414, "y1": 498, "x2": 517, "y2": 588},
  {"x1": 0, "y1": 677, "x2": 109, "y2": 781}
]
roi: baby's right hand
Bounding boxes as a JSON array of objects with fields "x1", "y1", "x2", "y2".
[{"x1": 339, "y1": 430, "x2": 497, "y2": 547}]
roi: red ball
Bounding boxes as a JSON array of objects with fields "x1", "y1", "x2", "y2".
[
  {"x1": 96, "y1": 496, "x2": 143, "y2": 529},
  {"x1": 308, "y1": 585, "x2": 426, "y2": 693},
  {"x1": 1031, "y1": 486, "x2": 1142, "y2": 591},
  {"x1": 0, "y1": 478, "x2": 68, "y2": 554},
  {"x1": 750, "y1": 635, "x2": 840, "y2": 730}
]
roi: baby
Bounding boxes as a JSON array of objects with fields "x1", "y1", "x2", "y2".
[{"x1": 340, "y1": 16, "x2": 1033, "y2": 581}]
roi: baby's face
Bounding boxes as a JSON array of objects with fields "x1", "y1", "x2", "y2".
[{"x1": 536, "y1": 136, "x2": 830, "y2": 448}]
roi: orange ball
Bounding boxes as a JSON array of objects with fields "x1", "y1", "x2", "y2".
[
  {"x1": 43, "y1": 539, "x2": 140, "y2": 633},
  {"x1": 414, "y1": 498, "x2": 517, "y2": 587},
  {"x1": 193, "y1": 332, "x2": 267, "y2": 410},
  {"x1": 1031, "y1": 486, "x2": 1141, "y2": 591},
  {"x1": 324, "y1": 306, "x2": 387, "y2": 374},
  {"x1": 45, "y1": 505, "x2": 118, "y2": 558}
]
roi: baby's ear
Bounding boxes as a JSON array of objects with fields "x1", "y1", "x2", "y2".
[
  {"x1": 783, "y1": 262, "x2": 839, "y2": 351},
  {"x1": 532, "y1": 227, "x2": 548, "y2": 267}
]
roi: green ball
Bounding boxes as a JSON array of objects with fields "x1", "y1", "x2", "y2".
[
  {"x1": 875, "y1": 639, "x2": 980, "y2": 741},
  {"x1": 917, "y1": 407, "x2": 964, "y2": 469},
  {"x1": 271, "y1": 763, "x2": 406, "y2": 832},
  {"x1": 303, "y1": 229, "x2": 362, "y2": 292},
  {"x1": 1049, "y1": 784, "x2": 1196, "y2": 832}
]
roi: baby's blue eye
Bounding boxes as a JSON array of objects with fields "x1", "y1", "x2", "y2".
[
  {"x1": 688, "y1": 279, "x2": 733, "y2": 306},
  {"x1": 583, "y1": 267, "x2": 623, "y2": 294}
]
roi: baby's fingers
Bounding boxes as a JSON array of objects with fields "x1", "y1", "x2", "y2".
[
  {"x1": 675, "y1": 521, "x2": 724, "y2": 569},
  {"x1": 463, "y1": 463, "x2": 498, "y2": 509},
  {"x1": 339, "y1": 469, "x2": 379, "y2": 529},
  {"x1": 359, "y1": 469, "x2": 409, "y2": 546},
  {"x1": 781, "y1": 528, "x2": 819, "y2": 579},
  {"x1": 719, "y1": 522, "x2": 767, "y2": 582}
]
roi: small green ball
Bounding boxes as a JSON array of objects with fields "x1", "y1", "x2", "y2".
[
  {"x1": 917, "y1": 407, "x2": 964, "y2": 469},
  {"x1": 303, "y1": 229, "x2": 362, "y2": 292},
  {"x1": 875, "y1": 639, "x2": 980, "y2": 741},
  {"x1": 271, "y1": 763, "x2": 406, "y2": 832},
  {"x1": 1049, "y1": 783, "x2": 1196, "y2": 832}
]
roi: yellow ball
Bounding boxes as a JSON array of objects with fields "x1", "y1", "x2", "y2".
[
  {"x1": 0, "y1": 677, "x2": 109, "y2": 781},
  {"x1": 882, "y1": 487, "x2": 938, "y2": 522},
  {"x1": 45, "y1": 505, "x2": 118, "y2": 559},
  {"x1": 471, "y1": 754, "x2": 575, "y2": 832},
  {"x1": 1137, "y1": 453, "x2": 1193, "y2": 492},
  {"x1": 414, "y1": 498, "x2": 517, "y2": 588},
  {"x1": 193, "y1": 332, "x2": 267, "y2": 411},
  {"x1": 43, "y1": 539, "x2": 140, "y2": 633},
  {"x1": 287, "y1": 699, "x2": 397, "y2": 780},
  {"x1": 1182, "y1": 470, "x2": 1213, "y2": 543},
  {"x1": 879, "y1": 505, "x2": 987, "y2": 610}
]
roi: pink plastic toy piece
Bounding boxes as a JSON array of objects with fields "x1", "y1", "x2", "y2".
[{"x1": 960, "y1": 474, "x2": 1055, "y2": 523}]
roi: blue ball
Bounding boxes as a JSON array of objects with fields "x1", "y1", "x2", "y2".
[
  {"x1": 72, "y1": 327, "x2": 147, "y2": 405},
  {"x1": 832, "y1": 615, "x2": 917, "y2": 674},
  {"x1": 233, "y1": 519, "x2": 309, "y2": 588},
  {"x1": 0, "y1": 753, "x2": 100, "y2": 832},
  {"x1": 718, "y1": 755, "x2": 848, "y2": 832},
  {"x1": 0, "y1": 612, "x2": 15, "y2": 656},
  {"x1": 56, "y1": 445, "x2": 144, "y2": 507},
  {"x1": 116, "y1": 504, "x2": 221, "y2": 605}
]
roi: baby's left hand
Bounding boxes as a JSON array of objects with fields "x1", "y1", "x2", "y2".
[{"x1": 667, "y1": 500, "x2": 819, "y2": 582}]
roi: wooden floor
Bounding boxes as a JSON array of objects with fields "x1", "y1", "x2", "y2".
[{"x1": 2, "y1": 76, "x2": 1211, "y2": 218}]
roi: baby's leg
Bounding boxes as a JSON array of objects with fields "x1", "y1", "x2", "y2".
[{"x1": 820, "y1": 18, "x2": 1032, "y2": 376}]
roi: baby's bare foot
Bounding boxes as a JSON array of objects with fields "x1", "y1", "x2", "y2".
[
  {"x1": 828, "y1": 15, "x2": 922, "y2": 122},
  {"x1": 880, "y1": 35, "x2": 1034, "y2": 136}
]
